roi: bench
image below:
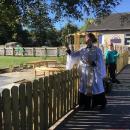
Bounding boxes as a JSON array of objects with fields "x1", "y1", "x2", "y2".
[
  {"x1": 35, "y1": 66, "x2": 65, "y2": 77},
  {"x1": 26, "y1": 60, "x2": 57, "y2": 68}
]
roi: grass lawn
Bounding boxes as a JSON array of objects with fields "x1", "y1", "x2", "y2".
[{"x1": 0, "y1": 56, "x2": 66, "y2": 69}]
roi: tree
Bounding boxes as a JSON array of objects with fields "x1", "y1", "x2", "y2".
[
  {"x1": 60, "y1": 23, "x2": 79, "y2": 45},
  {"x1": 49, "y1": 0, "x2": 122, "y2": 20},
  {"x1": 0, "y1": 0, "x2": 31, "y2": 45},
  {"x1": 0, "y1": 0, "x2": 122, "y2": 46},
  {"x1": 0, "y1": 0, "x2": 20, "y2": 27},
  {"x1": 80, "y1": 18, "x2": 95, "y2": 31},
  {"x1": 24, "y1": 1, "x2": 53, "y2": 46},
  {"x1": 0, "y1": 0, "x2": 54, "y2": 46},
  {"x1": 14, "y1": 0, "x2": 121, "y2": 21},
  {"x1": 12, "y1": 24, "x2": 31, "y2": 46},
  {"x1": 0, "y1": 0, "x2": 20, "y2": 44},
  {"x1": 45, "y1": 29, "x2": 62, "y2": 47},
  {"x1": 0, "y1": 23, "x2": 13, "y2": 44}
]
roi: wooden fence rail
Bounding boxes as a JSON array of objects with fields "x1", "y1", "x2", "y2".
[
  {"x1": 0, "y1": 45, "x2": 129, "y2": 57},
  {"x1": 0, "y1": 47, "x2": 66, "y2": 57},
  {"x1": 116, "y1": 51, "x2": 129, "y2": 73},
  {"x1": 0, "y1": 68, "x2": 79, "y2": 130}
]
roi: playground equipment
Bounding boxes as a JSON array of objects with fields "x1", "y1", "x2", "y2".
[
  {"x1": 66, "y1": 32, "x2": 100, "y2": 50},
  {"x1": 66, "y1": 32, "x2": 86, "y2": 50},
  {"x1": 15, "y1": 45, "x2": 24, "y2": 56}
]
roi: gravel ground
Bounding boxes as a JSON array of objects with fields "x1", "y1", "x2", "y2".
[{"x1": 0, "y1": 69, "x2": 36, "y2": 92}]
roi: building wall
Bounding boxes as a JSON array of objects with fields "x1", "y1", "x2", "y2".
[
  {"x1": 100, "y1": 31, "x2": 130, "y2": 46},
  {"x1": 102, "y1": 31, "x2": 125, "y2": 45}
]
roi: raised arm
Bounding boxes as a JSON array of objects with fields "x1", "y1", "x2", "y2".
[{"x1": 66, "y1": 49, "x2": 80, "y2": 70}]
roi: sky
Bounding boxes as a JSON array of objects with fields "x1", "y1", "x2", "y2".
[{"x1": 54, "y1": 0, "x2": 130, "y2": 30}]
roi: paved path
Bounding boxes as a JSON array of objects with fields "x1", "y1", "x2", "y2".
[{"x1": 54, "y1": 65, "x2": 130, "y2": 130}]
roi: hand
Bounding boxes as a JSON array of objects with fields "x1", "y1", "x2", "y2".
[{"x1": 66, "y1": 49, "x2": 71, "y2": 55}]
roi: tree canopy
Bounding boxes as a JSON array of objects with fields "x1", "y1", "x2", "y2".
[
  {"x1": 14, "y1": 0, "x2": 121, "y2": 21},
  {"x1": 60, "y1": 23, "x2": 79, "y2": 45},
  {"x1": 49, "y1": 0, "x2": 121, "y2": 20},
  {"x1": 80, "y1": 18, "x2": 95, "y2": 31},
  {"x1": 0, "y1": 0, "x2": 122, "y2": 46}
]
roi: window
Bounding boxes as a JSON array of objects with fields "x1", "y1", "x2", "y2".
[{"x1": 125, "y1": 34, "x2": 130, "y2": 45}]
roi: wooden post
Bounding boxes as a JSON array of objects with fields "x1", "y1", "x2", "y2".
[
  {"x1": 11, "y1": 86, "x2": 19, "y2": 130},
  {"x1": 48, "y1": 75, "x2": 53, "y2": 127},
  {"x1": 2, "y1": 89, "x2": 11, "y2": 130},
  {"x1": 0, "y1": 94, "x2": 3, "y2": 130},
  {"x1": 53, "y1": 74, "x2": 57, "y2": 123},
  {"x1": 33, "y1": 80, "x2": 39, "y2": 130},
  {"x1": 19, "y1": 84, "x2": 26, "y2": 130},
  {"x1": 60, "y1": 73, "x2": 64, "y2": 117},
  {"x1": 26, "y1": 82, "x2": 33, "y2": 130},
  {"x1": 43, "y1": 77, "x2": 49, "y2": 130},
  {"x1": 39, "y1": 78, "x2": 45, "y2": 130},
  {"x1": 64, "y1": 71, "x2": 67, "y2": 114}
]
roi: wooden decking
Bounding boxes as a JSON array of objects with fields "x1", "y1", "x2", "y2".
[{"x1": 54, "y1": 65, "x2": 130, "y2": 130}]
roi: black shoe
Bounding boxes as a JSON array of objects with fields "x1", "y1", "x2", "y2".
[
  {"x1": 92, "y1": 103, "x2": 98, "y2": 109},
  {"x1": 99, "y1": 105, "x2": 106, "y2": 110},
  {"x1": 83, "y1": 106, "x2": 91, "y2": 111},
  {"x1": 115, "y1": 79, "x2": 121, "y2": 84},
  {"x1": 112, "y1": 80, "x2": 116, "y2": 83}
]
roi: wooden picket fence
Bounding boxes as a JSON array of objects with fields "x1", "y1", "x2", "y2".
[
  {"x1": 0, "y1": 69, "x2": 79, "y2": 130},
  {"x1": 116, "y1": 51, "x2": 129, "y2": 73},
  {"x1": 0, "y1": 45, "x2": 129, "y2": 130}
]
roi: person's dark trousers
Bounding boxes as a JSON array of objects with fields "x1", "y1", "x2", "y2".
[
  {"x1": 79, "y1": 92, "x2": 91, "y2": 109},
  {"x1": 79, "y1": 92, "x2": 86, "y2": 107},
  {"x1": 108, "y1": 63, "x2": 116, "y2": 82},
  {"x1": 106, "y1": 64, "x2": 108, "y2": 74},
  {"x1": 92, "y1": 92, "x2": 107, "y2": 109},
  {"x1": 84, "y1": 95, "x2": 91, "y2": 109}
]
